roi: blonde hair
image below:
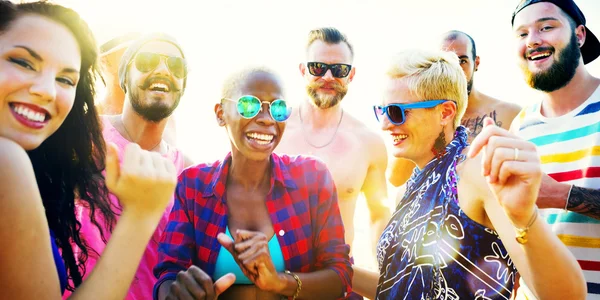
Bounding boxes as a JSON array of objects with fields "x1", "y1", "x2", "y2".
[{"x1": 386, "y1": 49, "x2": 468, "y2": 128}]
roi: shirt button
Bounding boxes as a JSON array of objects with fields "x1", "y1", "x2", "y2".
[{"x1": 279, "y1": 230, "x2": 285, "y2": 236}]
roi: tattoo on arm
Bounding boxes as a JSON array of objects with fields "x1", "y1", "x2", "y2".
[
  {"x1": 567, "y1": 186, "x2": 600, "y2": 220},
  {"x1": 462, "y1": 110, "x2": 502, "y2": 138}
]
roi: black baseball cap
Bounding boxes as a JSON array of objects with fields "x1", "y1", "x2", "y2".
[{"x1": 511, "y1": 0, "x2": 600, "y2": 64}]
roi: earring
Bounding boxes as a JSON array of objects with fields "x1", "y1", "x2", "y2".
[{"x1": 432, "y1": 130, "x2": 447, "y2": 159}]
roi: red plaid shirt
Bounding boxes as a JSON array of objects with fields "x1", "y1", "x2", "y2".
[{"x1": 153, "y1": 152, "x2": 352, "y2": 299}]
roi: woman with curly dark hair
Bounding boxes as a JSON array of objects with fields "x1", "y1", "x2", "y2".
[{"x1": 0, "y1": 1, "x2": 177, "y2": 299}]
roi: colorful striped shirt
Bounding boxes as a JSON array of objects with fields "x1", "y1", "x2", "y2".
[
  {"x1": 513, "y1": 86, "x2": 600, "y2": 298},
  {"x1": 153, "y1": 152, "x2": 352, "y2": 299}
]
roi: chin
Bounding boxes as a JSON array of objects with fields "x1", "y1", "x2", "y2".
[{"x1": 392, "y1": 149, "x2": 409, "y2": 160}]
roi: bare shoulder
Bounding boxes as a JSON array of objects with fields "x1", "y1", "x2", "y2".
[
  {"x1": 344, "y1": 112, "x2": 387, "y2": 161},
  {"x1": 484, "y1": 94, "x2": 521, "y2": 116},
  {"x1": 495, "y1": 100, "x2": 522, "y2": 117},
  {"x1": 0, "y1": 137, "x2": 43, "y2": 207},
  {"x1": 482, "y1": 95, "x2": 522, "y2": 130},
  {"x1": 0, "y1": 137, "x2": 33, "y2": 170}
]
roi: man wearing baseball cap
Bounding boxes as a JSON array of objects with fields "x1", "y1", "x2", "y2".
[{"x1": 511, "y1": 0, "x2": 600, "y2": 298}]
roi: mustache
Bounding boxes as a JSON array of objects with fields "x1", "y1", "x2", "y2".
[
  {"x1": 307, "y1": 81, "x2": 346, "y2": 93},
  {"x1": 525, "y1": 46, "x2": 554, "y2": 59},
  {"x1": 138, "y1": 76, "x2": 180, "y2": 92}
]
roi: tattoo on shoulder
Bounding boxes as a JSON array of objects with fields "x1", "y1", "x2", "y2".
[
  {"x1": 461, "y1": 110, "x2": 502, "y2": 138},
  {"x1": 568, "y1": 186, "x2": 600, "y2": 220}
]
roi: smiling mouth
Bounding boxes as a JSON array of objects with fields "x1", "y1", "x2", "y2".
[
  {"x1": 392, "y1": 134, "x2": 407, "y2": 144},
  {"x1": 528, "y1": 51, "x2": 552, "y2": 61},
  {"x1": 9, "y1": 103, "x2": 49, "y2": 122},
  {"x1": 246, "y1": 132, "x2": 275, "y2": 145},
  {"x1": 148, "y1": 82, "x2": 171, "y2": 92}
]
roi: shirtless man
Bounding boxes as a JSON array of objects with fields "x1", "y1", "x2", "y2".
[
  {"x1": 388, "y1": 30, "x2": 522, "y2": 189},
  {"x1": 96, "y1": 33, "x2": 179, "y2": 146},
  {"x1": 276, "y1": 27, "x2": 390, "y2": 259}
]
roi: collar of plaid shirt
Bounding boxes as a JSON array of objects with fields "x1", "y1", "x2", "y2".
[{"x1": 201, "y1": 152, "x2": 299, "y2": 199}]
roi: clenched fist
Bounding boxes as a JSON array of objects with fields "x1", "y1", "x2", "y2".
[{"x1": 105, "y1": 143, "x2": 177, "y2": 217}]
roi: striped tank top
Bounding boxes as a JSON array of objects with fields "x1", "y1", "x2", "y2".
[{"x1": 513, "y1": 85, "x2": 600, "y2": 298}]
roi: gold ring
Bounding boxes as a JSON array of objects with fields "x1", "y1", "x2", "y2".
[{"x1": 514, "y1": 148, "x2": 519, "y2": 161}]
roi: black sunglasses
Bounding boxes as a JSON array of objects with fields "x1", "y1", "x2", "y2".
[
  {"x1": 133, "y1": 52, "x2": 187, "y2": 79},
  {"x1": 307, "y1": 62, "x2": 352, "y2": 78}
]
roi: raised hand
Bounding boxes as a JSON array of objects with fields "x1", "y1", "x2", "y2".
[
  {"x1": 165, "y1": 266, "x2": 235, "y2": 300},
  {"x1": 468, "y1": 117, "x2": 542, "y2": 227},
  {"x1": 217, "y1": 230, "x2": 284, "y2": 293},
  {"x1": 105, "y1": 142, "x2": 177, "y2": 218}
]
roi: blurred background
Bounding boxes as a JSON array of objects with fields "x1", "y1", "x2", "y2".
[{"x1": 29, "y1": 0, "x2": 600, "y2": 271}]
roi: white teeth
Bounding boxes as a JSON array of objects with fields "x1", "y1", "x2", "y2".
[
  {"x1": 247, "y1": 132, "x2": 274, "y2": 142},
  {"x1": 149, "y1": 82, "x2": 170, "y2": 92},
  {"x1": 392, "y1": 134, "x2": 408, "y2": 143},
  {"x1": 530, "y1": 53, "x2": 551, "y2": 60},
  {"x1": 12, "y1": 105, "x2": 46, "y2": 122}
]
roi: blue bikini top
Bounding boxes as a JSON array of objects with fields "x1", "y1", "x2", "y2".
[{"x1": 213, "y1": 227, "x2": 285, "y2": 284}]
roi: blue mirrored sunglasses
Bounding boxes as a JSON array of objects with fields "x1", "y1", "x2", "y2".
[{"x1": 222, "y1": 95, "x2": 292, "y2": 122}]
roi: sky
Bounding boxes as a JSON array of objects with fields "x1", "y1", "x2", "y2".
[{"x1": 49, "y1": 0, "x2": 600, "y2": 162}]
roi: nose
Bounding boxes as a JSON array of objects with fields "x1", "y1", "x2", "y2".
[
  {"x1": 526, "y1": 31, "x2": 542, "y2": 49},
  {"x1": 29, "y1": 71, "x2": 57, "y2": 103},
  {"x1": 153, "y1": 58, "x2": 171, "y2": 76},
  {"x1": 255, "y1": 102, "x2": 276, "y2": 126},
  {"x1": 322, "y1": 68, "x2": 335, "y2": 81}
]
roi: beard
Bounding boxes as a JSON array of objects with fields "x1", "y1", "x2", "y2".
[
  {"x1": 521, "y1": 32, "x2": 581, "y2": 92},
  {"x1": 128, "y1": 81, "x2": 182, "y2": 123},
  {"x1": 467, "y1": 75, "x2": 474, "y2": 95},
  {"x1": 306, "y1": 81, "x2": 348, "y2": 109}
]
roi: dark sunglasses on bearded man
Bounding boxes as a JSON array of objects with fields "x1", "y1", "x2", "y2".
[{"x1": 307, "y1": 62, "x2": 352, "y2": 78}]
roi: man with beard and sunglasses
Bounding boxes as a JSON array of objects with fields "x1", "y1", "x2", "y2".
[
  {"x1": 510, "y1": 0, "x2": 600, "y2": 298},
  {"x1": 276, "y1": 27, "x2": 390, "y2": 299},
  {"x1": 95, "y1": 32, "x2": 179, "y2": 147},
  {"x1": 387, "y1": 30, "x2": 522, "y2": 189},
  {"x1": 72, "y1": 33, "x2": 193, "y2": 300}
]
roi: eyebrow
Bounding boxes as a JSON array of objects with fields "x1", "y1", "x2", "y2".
[
  {"x1": 515, "y1": 17, "x2": 561, "y2": 31},
  {"x1": 14, "y1": 45, "x2": 43, "y2": 61},
  {"x1": 14, "y1": 45, "x2": 80, "y2": 74},
  {"x1": 457, "y1": 55, "x2": 470, "y2": 60}
]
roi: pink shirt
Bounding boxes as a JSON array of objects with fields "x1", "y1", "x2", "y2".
[{"x1": 64, "y1": 116, "x2": 185, "y2": 299}]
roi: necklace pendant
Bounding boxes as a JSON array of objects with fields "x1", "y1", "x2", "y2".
[{"x1": 516, "y1": 231, "x2": 528, "y2": 244}]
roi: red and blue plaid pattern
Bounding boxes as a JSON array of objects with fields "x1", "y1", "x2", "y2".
[{"x1": 153, "y1": 152, "x2": 352, "y2": 299}]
